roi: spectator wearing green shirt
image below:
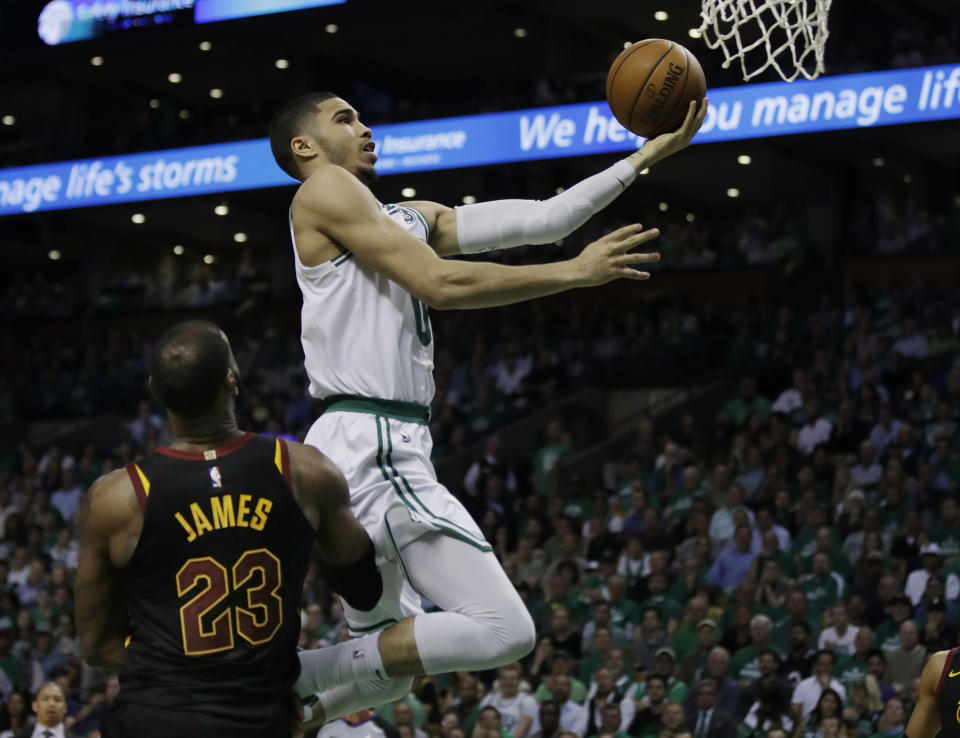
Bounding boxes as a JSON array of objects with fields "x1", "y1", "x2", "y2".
[
  {"x1": 535, "y1": 654, "x2": 589, "y2": 706},
  {"x1": 835, "y1": 626, "x2": 874, "y2": 690},
  {"x1": 604, "y1": 577, "x2": 639, "y2": 637},
  {"x1": 932, "y1": 497, "x2": 960, "y2": 561},
  {"x1": 722, "y1": 378, "x2": 772, "y2": 429},
  {"x1": 731, "y1": 615, "x2": 781, "y2": 684},
  {"x1": 679, "y1": 619, "x2": 720, "y2": 686},
  {"x1": 773, "y1": 591, "x2": 819, "y2": 653},
  {"x1": 866, "y1": 697, "x2": 905, "y2": 738},
  {"x1": 800, "y1": 553, "x2": 846, "y2": 627},
  {"x1": 533, "y1": 575, "x2": 584, "y2": 633},
  {"x1": 641, "y1": 572, "x2": 684, "y2": 635},
  {"x1": 579, "y1": 627, "x2": 614, "y2": 684},
  {"x1": 625, "y1": 648, "x2": 689, "y2": 704},
  {"x1": 673, "y1": 596, "x2": 709, "y2": 662},
  {"x1": 668, "y1": 466, "x2": 704, "y2": 523},
  {"x1": 534, "y1": 419, "x2": 573, "y2": 497}
]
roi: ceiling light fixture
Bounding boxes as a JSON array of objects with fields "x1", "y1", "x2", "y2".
[
  {"x1": 168, "y1": 72, "x2": 182, "y2": 83},
  {"x1": 131, "y1": 213, "x2": 146, "y2": 224}
]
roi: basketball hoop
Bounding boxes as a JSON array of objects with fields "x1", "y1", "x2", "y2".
[{"x1": 698, "y1": 0, "x2": 832, "y2": 82}]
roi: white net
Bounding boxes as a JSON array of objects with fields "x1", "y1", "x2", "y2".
[{"x1": 698, "y1": 0, "x2": 833, "y2": 82}]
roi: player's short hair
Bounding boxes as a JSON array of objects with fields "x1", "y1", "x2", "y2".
[
  {"x1": 269, "y1": 91, "x2": 339, "y2": 180},
  {"x1": 150, "y1": 320, "x2": 232, "y2": 418}
]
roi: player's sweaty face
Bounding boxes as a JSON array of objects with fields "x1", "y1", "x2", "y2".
[{"x1": 313, "y1": 98, "x2": 378, "y2": 184}]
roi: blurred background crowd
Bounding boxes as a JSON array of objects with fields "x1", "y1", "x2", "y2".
[{"x1": 1, "y1": 0, "x2": 959, "y2": 736}]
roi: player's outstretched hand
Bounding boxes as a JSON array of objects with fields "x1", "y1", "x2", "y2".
[
  {"x1": 633, "y1": 98, "x2": 709, "y2": 167},
  {"x1": 573, "y1": 223, "x2": 660, "y2": 287}
]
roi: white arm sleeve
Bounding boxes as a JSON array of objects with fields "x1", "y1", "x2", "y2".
[{"x1": 455, "y1": 159, "x2": 637, "y2": 253}]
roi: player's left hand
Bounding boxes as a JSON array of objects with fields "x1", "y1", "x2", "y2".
[{"x1": 632, "y1": 98, "x2": 709, "y2": 167}]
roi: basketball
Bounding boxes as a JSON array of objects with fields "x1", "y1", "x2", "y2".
[{"x1": 606, "y1": 39, "x2": 707, "y2": 138}]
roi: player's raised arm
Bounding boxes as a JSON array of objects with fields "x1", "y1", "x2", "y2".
[
  {"x1": 906, "y1": 650, "x2": 948, "y2": 738},
  {"x1": 403, "y1": 99, "x2": 707, "y2": 256},
  {"x1": 295, "y1": 166, "x2": 661, "y2": 310},
  {"x1": 75, "y1": 469, "x2": 139, "y2": 671},
  {"x1": 286, "y1": 440, "x2": 384, "y2": 611}
]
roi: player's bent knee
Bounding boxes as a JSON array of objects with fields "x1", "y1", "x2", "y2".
[
  {"x1": 505, "y1": 608, "x2": 536, "y2": 661},
  {"x1": 380, "y1": 676, "x2": 414, "y2": 704}
]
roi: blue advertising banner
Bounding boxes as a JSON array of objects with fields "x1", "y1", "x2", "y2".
[
  {"x1": 35, "y1": 0, "x2": 345, "y2": 45},
  {"x1": 2, "y1": 64, "x2": 959, "y2": 215}
]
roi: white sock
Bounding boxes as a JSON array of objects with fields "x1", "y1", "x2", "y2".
[
  {"x1": 295, "y1": 633, "x2": 386, "y2": 698},
  {"x1": 316, "y1": 676, "x2": 412, "y2": 723}
]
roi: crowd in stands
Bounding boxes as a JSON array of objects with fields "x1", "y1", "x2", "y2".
[{"x1": 0, "y1": 245, "x2": 959, "y2": 737}]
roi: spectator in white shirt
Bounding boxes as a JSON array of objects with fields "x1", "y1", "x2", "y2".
[
  {"x1": 49, "y1": 468, "x2": 83, "y2": 524},
  {"x1": 491, "y1": 343, "x2": 532, "y2": 399},
  {"x1": 796, "y1": 403, "x2": 833, "y2": 455},
  {"x1": 772, "y1": 370, "x2": 807, "y2": 420},
  {"x1": 893, "y1": 319, "x2": 928, "y2": 359},
  {"x1": 791, "y1": 650, "x2": 846, "y2": 718},
  {"x1": 905, "y1": 543, "x2": 960, "y2": 605},
  {"x1": 817, "y1": 603, "x2": 859, "y2": 657},
  {"x1": 480, "y1": 663, "x2": 539, "y2": 738},
  {"x1": 551, "y1": 675, "x2": 588, "y2": 738},
  {"x1": 849, "y1": 441, "x2": 882, "y2": 492}
]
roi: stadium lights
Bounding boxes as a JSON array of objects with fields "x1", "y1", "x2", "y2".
[
  {"x1": 48, "y1": 250, "x2": 62, "y2": 261},
  {"x1": 173, "y1": 245, "x2": 184, "y2": 255},
  {"x1": 203, "y1": 254, "x2": 215, "y2": 265},
  {"x1": 234, "y1": 232, "x2": 248, "y2": 243},
  {"x1": 179, "y1": 110, "x2": 190, "y2": 119},
  {"x1": 275, "y1": 59, "x2": 290, "y2": 69},
  {"x1": 654, "y1": 11, "x2": 668, "y2": 21},
  {"x1": 658, "y1": 202, "x2": 669, "y2": 212},
  {"x1": 514, "y1": 28, "x2": 527, "y2": 38},
  {"x1": 726, "y1": 187, "x2": 740, "y2": 198},
  {"x1": 168, "y1": 72, "x2": 182, "y2": 83},
  {"x1": 624, "y1": 41, "x2": 632, "y2": 50},
  {"x1": 401, "y1": 187, "x2": 417, "y2": 198},
  {"x1": 325, "y1": 24, "x2": 338, "y2": 33},
  {"x1": 210, "y1": 88, "x2": 224, "y2": 99},
  {"x1": 873, "y1": 157, "x2": 885, "y2": 167},
  {"x1": 686, "y1": 213, "x2": 696, "y2": 222},
  {"x1": 904, "y1": 174, "x2": 912, "y2": 183},
  {"x1": 149, "y1": 99, "x2": 160, "y2": 109},
  {"x1": 131, "y1": 213, "x2": 146, "y2": 224},
  {"x1": 214, "y1": 204, "x2": 229, "y2": 216},
  {"x1": 555, "y1": 187, "x2": 565, "y2": 194},
  {"x1": 688, "y1": 28, "x2": 703, "y2": 39},
  {"x1": 199, "y1": 41, "x2": 212, "y2": 51},
  {"x1": 462, "y1": 195, "x2": 477, "y2": 204},
  {"x1": 640, "y1": 168, "x2": 650, "y2": 175},
  {"x1": 90, "y1": 56, "x2": 104, "y2": 66},
  {"x1": 1, "y1": 115, "x2": 14, "y2": 126},
  {"x1": 738, "y1": 154, "x2": 752, "y2": 165}
]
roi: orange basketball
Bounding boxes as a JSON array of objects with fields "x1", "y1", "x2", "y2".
[{"x1": 606, "y1": 39, "x2": 707, "y2": 138}]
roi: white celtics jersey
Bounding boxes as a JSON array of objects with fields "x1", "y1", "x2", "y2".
[{"x1": 291, "y1": 202, "x2": 435, "y2": 405}]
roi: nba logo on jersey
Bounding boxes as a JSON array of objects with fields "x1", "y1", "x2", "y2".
[{"x1": 209, "y1": 466, "x2": 223, "y2": 488}]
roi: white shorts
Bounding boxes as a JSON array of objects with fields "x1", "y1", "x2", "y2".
[{"x1": 304, "y1": 401, "x2": 491, "y2": 635}]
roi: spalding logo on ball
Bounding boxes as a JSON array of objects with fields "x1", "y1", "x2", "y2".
[{"x1": 606, "y1": 39, "x2": 707, "y2": 138}]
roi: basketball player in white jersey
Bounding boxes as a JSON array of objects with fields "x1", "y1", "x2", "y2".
[{"x1": 268, "y1": 92, "x2": 707, "y2": 725}]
